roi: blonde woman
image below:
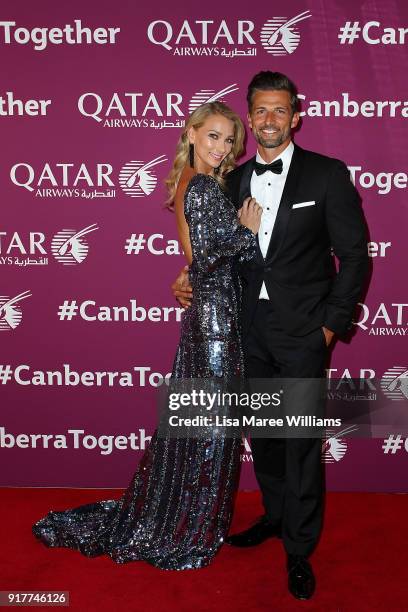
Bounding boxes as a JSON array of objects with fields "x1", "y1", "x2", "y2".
[{"x1": 33, "y1": 102, "x2": 262, "y2": 570}]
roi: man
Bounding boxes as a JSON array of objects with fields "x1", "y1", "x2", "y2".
[{"x1": 172, "y1": 71, "x2": 368, "y2": 600}]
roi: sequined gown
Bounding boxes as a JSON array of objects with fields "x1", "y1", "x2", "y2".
[{"x1": 32, "y1": 174, "x2": 257, "y2": 570}]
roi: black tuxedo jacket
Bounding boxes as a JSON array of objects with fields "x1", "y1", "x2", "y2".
[{"x1": 225, "y1": 144, "x2": 369, "y2": 338}]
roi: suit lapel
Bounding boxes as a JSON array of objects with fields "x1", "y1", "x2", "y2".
[
  {"x1": 238, "y1": 157, "x2": 256, "y2": 204},
  {"x1": 265, "y1": 144, "x2": 304, "y2": 262}
]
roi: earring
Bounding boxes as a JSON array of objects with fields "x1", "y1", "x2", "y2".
[{"x1": 189, "y1": 143, "x2": 194, "y2": 168}]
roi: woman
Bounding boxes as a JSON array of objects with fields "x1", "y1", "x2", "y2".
[{"x1": 32, "y1": 102, "x2": 262, "y2": 570}]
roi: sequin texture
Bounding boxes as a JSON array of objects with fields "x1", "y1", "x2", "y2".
[{"x1": 32, "y1": 174, "x2": 257, "y2": 570}]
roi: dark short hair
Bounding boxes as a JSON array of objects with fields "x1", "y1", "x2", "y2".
[{"x1": 247, "y1": 71, "x2": 298, "y2": 114}]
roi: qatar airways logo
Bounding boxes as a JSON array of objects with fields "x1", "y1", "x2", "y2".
[
  {"x1": 10, "y1": 156, "x2": 167, "y2": 199},
  {"x1": 118, "y1": 156, "x2": 167, "y2": 198},
  {"x1": 322, "y1": 425, "x2": 358, "y2": 464},
  {"x1": 78, "y1": 83, "x2": 239, "y2": 128},
  {"x1": 188, "y1": 84, "x2": 239, "y2": 114},
  {"x1": 0, "y1": 226, "x2": 98, "y2": 267},
  {"x1": 354, "y1": 302, "x2": 408, "y2": 336},
  {"x1": 51, "y1": 224, "x2": 98, "y2": 264},
  {"x1": 260, "y1": 11, "x2": 312, "y2": 55},
  {"x1": 381, "y1": 367, "x2": 408, "y2": 401},
  {"x1": 147, "y1": 14, "x2": 311, "y2": 57},
  {"x1": 0, "y1": 290, "x2": 31, "y2": 331},
  {"x1": 326, "y1": 366, "x2": 408, "y2": 402}
]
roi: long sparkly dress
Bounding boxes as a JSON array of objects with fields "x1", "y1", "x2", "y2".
[{"x1": 32, "y1": 174, "x2": 257, "y2": 570}]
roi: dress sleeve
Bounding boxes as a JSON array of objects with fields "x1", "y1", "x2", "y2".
[{"x1": 184, "y1": 176, "x2": 257, "y2": 273}]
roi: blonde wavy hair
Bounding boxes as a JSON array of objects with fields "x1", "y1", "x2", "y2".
[{"x1": 165, "y1": 101, "x2": 245, "y2": 205}]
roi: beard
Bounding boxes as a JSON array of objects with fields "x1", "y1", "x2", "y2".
[{"x1": 253, "y1": 124, "x2": 291, "y2": 149}]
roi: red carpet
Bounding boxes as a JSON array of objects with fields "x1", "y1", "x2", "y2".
[{"x1": 1, "y1": 488, "x2": 407, "y2": 611}]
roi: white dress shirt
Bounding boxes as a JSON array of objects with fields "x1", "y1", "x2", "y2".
[{"x1": 250, "y1": 141, "x2": 294, "y2": 299}]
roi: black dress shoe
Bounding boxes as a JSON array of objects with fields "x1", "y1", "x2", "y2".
[
  {"x1": 287, "y1": 554, "x2": 316, "y2": 600},
  {"x1": 225, "y1": 516, "x2": 281, "y2": 547}
]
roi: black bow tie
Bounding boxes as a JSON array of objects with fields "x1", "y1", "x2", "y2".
[{"x1": 254, "y1": 158, "x2": 283, "y2": 176}]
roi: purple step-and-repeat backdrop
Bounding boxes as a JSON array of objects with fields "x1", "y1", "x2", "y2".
[{"x1": 1, "y1": 0, "x2": 407, "y2": 491}]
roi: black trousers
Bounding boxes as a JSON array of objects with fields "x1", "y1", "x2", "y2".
[{"x1": 244, "y1": 299, "x2": 327, "y2": 557}]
